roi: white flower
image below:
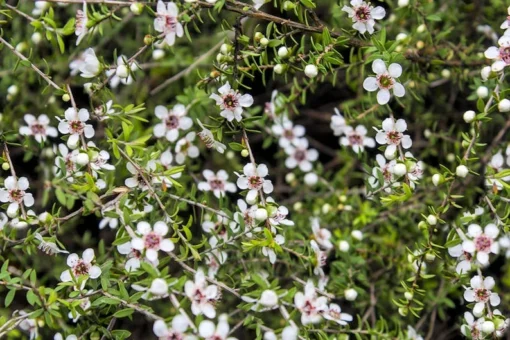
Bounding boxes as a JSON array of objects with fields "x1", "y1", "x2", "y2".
[
  {"x1": 262, "y1": 234, "x2": 285, "y2": 264},
  {"x1": 264, "y1": 90, "x2": 281, "y2": 119},
  {"x1": 153, "y1": 104, "x2": 192, "y2": 142},
  {"x1": 484, "y1": 33, "x2": 510, "y2": 72},
  {"x1": 210, "y1": 81, "x2": 254, "y2": 122},
  {"x1": 57, "y1": 107, "x2": 95, "y2": 148},
  {"x1": 185, "y1": 269, "x2": 220, "y2": 318},
  {"x1": 197, "y1": 119, "x2": 226, "y2": 153},
  {"x1": 78, "y1": 48, "x2": 101, "y2": 78},
  {"x1": 234, "y1": 199, "x2": 257, "y2": 229},
  {"x1": 342, "y1": 0, "x2": 386, "y2": 34},
  {"x1": 462, "y1": 224, "x2": 499, "y2": 265},
  {"x1": 284, "y1": 138, "x2": 318, "y2": 172},
  {"x1": 340, "y1": 125, "x2": 375, "y2": 154},
  {"x1": 131, "y1": 221, "x2": 175, "y2": 262},
  {"x1": 54, "y1": 333, "x2": 78, "y2": 340},
  {"x1": 35, "y1": 233, "x2": 68, "y2": 255},
  {"x1": 294, "y1": 280, "x2": 328, "y2": 325},
  {"x1": 68, "y1": 294, "x2": 91, "y2": 322},
  {"x1": 198, "y1": 170, "x2": 237, "y2": 198},
  {"x1": 448, "y1": 244, "x2": 473, "y2": 275},
  {"x1": 18, "y1": 310, "x2": 38, "y2": 340},
  {"x1": 461, "y1": 312, "x2": 484, "y2": 339},
  {"x1": 330, "y1": 108, "x2": 348, "y2": 136},
  {"x1": 363, "y1": 59, "x2": 405, "y2": 104},
  {"x1": 124, "y1": 160, "x2": 156, "y2": 190},
  {"x1": 19, "y1": 114, "x2": 58, "y2": 143},
  {"x1": 464, "y1": 275, "x2": 500, "y2": 316},
  {"x1": 324, "y1": 303, "x2": 353, "y2": 325},
  {"x1": 75, "y1": 1, "x2": 87, "y2": 45},
  {"x1": 311, "y1": 218, "x2": 333, "y2": 250},
  {"x1": 117, "y1": 241, "x2": 156, "y2": 271},
  {"x1": 501, "y1": 7, "x2": 510, "y2": 29},
  {"x1": 0, "y1": 176, "x2": 35, "y2": 217},
  {"x1": 153, "y1": 315, "x2": 190, "y2": 340},
  {"x1": 0, "y1": 213, "x2": 7, "y2": 231},
  {"x1": 154, "y1": 1, "x2": 184, "y2": 46},
  {"x1": 268, "y1": 204, "x2": 294, "y2": 227},
  {"x1": 368, "y1": 154, "x2": 396, "y2": 192},
  {"x1": 375, "y1": 117, "x2": 412, "y2": 156},
  {"x1": 304, "y1": 64, "x2": 318, "y2": 78},
  {"x1": 406, "y1": 325, "x2": 423, "y2": 340},
  {"x1": 175, "y1": 132, "x2": 200, "y2": 164},
  {"x1": 60, "y1": 248, "x2": 102, "y2": 283},
  {"x1": 105, "y1": 56, "x2": 139, "y2": 88},
  {"x1": 90, "y1": 149, "x2": 115, "y2": 172},
  {"x1": 271, "y1": 118, "x2": 306, "y2": 148},
  {"x1": 199, "y1": 317, "x2": 237, "y2": 340},
  {"x1": 236, "y1": 163, "x2": 273, "y2": 204},
  {"x1": 242, "y1": 289, "x2": 279, "y2": 311}
]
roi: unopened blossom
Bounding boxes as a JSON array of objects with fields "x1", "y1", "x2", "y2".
[
  {"x1": 58, "y1": 107, "x2": 95, "y2": 148},
  {"x1": 461, "y1": 312, "x2": 484, "y2": 340},
  {"x1": 294, "y1": 280, "x2": 329, "y2": 325},
  {"x1": 242, "y1": 289, "x2": 280, "y2": 311},
  {"x1": 405, "y1": 153, "x2": 424, "y2": 187},
  {"x1": 54, "y1": 333, "x2": 78, "y2": 340},
  {"x1": 75, "y1": 1, "x2": 87, "y2": 45},
  {"x1": 363, "y1": 59, "x2": 405, "y2": 105},
  {"x1": 462, "y1": 223, "x2": 499, "y2": 265},
  {"x1": 448, "y1": 244, "x2": 473, "y2": 275},
  {"x1": 237, "y1": 163, "x2": 274, "y2": 204},
  {"x1": 18, "y1": 310, "x2": 38, "y2": 340},
  {"x1": 60, "y1": 248, "x2": 102, "y2": 283},
  {"x1": 262, "y1": 234, "x2": 285, "y2": 264},
  {"x1": 35, "y1": 233, "x2": 68, "y2": 256},
  {"x1": 271, "y1": 118, "x2": 306, "y2": 148},
  {"x1": 154, "y1": 1, "x2": 183, "y2": 46},
  {"x1": 342, "y1": 0, "x2": 386, "y2": 34},
  {"x1": 311, "y1": 218, "x2": 333, "y2": 250},
  {"x1": 284, "y1": 138, "x2": 319, "y2": 172},
  {"x1": 131, "y1": 221, "x2": 175, "y2": 262},
  {"x1": 175, "y1": 132, "x2": 200, "y2": 164},
  {"x1": 106, "y1": 56, "x2": 139, "y2": 88},
  {"x1": 324, "y1": 303, "x2": 353, "y2": 326},
  {"x1": 197, "y1": 119, "x2": 226, "y2": 153},
  {"x1": 330, "y1": 108, "x2": 348, "y2": 136},
  {"x1": 199, "y1": 317, "x2": 237, "y2": 340},
  {"x1": 153, "y1": 315, "x2": 190, "y2": 340},
  {"x1": 78, "y1": 48, "x2": 101, "y2": 78},
  {"x1": 210, "y1": 81, "x2": 254, "y2": 122},
  {"x1": 264, "y1": 90, "x2": 281, "y2": 119},
  {"x1": 32, "y1": 1, "x2": 49, "y2": 16},
  {"x1": 484, "y1": 33, "x2": 510, "y2": 72},
  {"x1": 464, "y1": 275, "x2": 501, "y2": 316},
  {"x1": 340, "y1": 125, "x2": 375, "y2": 154},
  {"x1": 19, "y1": 114, "x2": 58, "y2": 143},
  {"x1": 153, "y1": 104, "x2": 192, "y2": 142},
  {"x1": 375, "y1": 117, "x2": 412, "y2": 156},
  {"x1": 198, "y1": 169, "x2": 237, "y2": 198},
  {"x1": 368, "y1": 154, "x2": 396, "y2": 192},
  {"x1": 406, "y1": 326, "x2": 424, "y2": 340},
  {"x1": 0, "y1": 176, "x2": 35, "y2": 217},
  {"x1": 124, "y1": 160, "x2": 156, "y2": 190},
  {"x1": 185, "y1": 269, "x2": 220, "y2": 318}
]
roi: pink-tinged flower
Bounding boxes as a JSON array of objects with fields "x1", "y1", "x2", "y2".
[
  {"x1": 236, "y1": 163, "x2": 274, "y2": 204},
  {"x1": 375, "y1": 117, "x2": 412, "y2": 156},
  {"x1": 501, "y1": 7, "x2": 510, "y2": 29},
  {"x1": 268, "y1": 204, "x2": 294, "y2": 227},
  {"x1": 461, "y1": 312, "x2": 484, "y2": 340},
  {"x1": 462, "y1": 223, "x2": 499, "y2": 265},
  {"x1": 124, "y1": 160, "x2": 156, "y2": 190},
  {"x1": 57, "y1": 108, "x2": 94, "y2": 149},
  {"x1": 271, "y1": 118, "x2": 306, "y2": 148},
  {"x1": 363, "y1": 59, "x2": 405, "y2": 105},
  {"x1": 75, "y1": 1, "x2": 88, "y2": 46},
  {"x1": 484, "y1": 33, "x2": 510, "y2": 72},
  {"x1": 234, "y1": 199, "x2": 257, "y2": 229},
  {"x1": 198, "y1": 317, "x2": 237, "y2": 340},
  {"x1": 447, "y1": 244, "x2": 473, "y2": 275},
  {"x1": 185, "y1": 269, "x2": 220, "y2": 318},
  {"x1": 197, "y1": 119, "x2": 226, "y2": 154},
  {"x1": 68, "y1": 294, "x2": 91, "y2": 322},
  {"x1": 131, "y1": 221, "x2": 175, "y2": 262},
  {"x1": 153, "y1": 104, "x2": 192, "y2": 142},
  {"x1": 324, "y1": 303, "x2": 353, "y2": 325},
  {"x1": 153, "y1": 315, "x2": 190, "y2": 340},
  {"x1": 198, "y1": 170, "x2": 237, "y2": 198},
  {"x1": 284, "y1": 138, "x2": 318, "y2": 172},
  {"x1": 60, "y1": 248, "x2": 101, "y2": 283},
  {"x1": 342, "y1": 0, "x2": 386, "y2": 34},
  {"x1": 19, "y1": 114, "x2": 57, "y2": 143},
  {"x1": 0, "y1": 176, "x2": 35, "y2": 218},
  {"x1": 294, "y1": 280, "x2": 328, "y2": 325},
  {"x1": 117, "y1": 241, "x2": 149, "y2": 272},
  {"x1": 331, "y1": 108, "x2": 348, "y2": 136},
  {"x1": 311, "y1": 218, "x2": 333, "y2": 250},
  {"x1": 368, "y1": 154, "x2": 396, "y2": 192},
  {"x1": 210, "y1": 81, "x2": 254, "y2": 122},
  {"x1": 340, "y1": 125, "x2": 375, "y2": 154},
  {"x1": 175, "y1": 132, "x2": 200, "y2": 164},
  {"x1": 154, "y1": 1, "x2": 183, "y2": 46},
  {"x1": 463, "y1": 275, "x2": 500, "y2": 316}
]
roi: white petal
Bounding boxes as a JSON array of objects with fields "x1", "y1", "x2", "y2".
[
  {"x1": 363, "y1": 77, "x2": 378, "y2": 92},
  {"x1": 377, "y1": 89, "x2": 391, "y2": 105},
  {"x1": 393, "y1": 82, "x2": 405, "y2": 97},
  {"x1": 372, "y1": 59, "x2": 387, "y2": 74},
  {"x1": 82, "y1": 248, "x2": 95, "y2": 263},
  {"x1": 388, "y1": 63, "x2": 402, "y2": 78},
  {"x1": 89, "y1": 265, "x2": 101, "y2": 279}
]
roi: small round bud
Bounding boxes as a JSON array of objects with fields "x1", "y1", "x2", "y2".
[
  {"x1": 393, "y1": 163, "x2": 407, "y2": 177},
  {"x1": 241, "y1": 149, "x2": 249, "y2": 157},
  {"x1": 418, "y1": 221, "x2": 427, "y2": 229},
  {"x1": 216, "y1": 53, "x2": 224, "y2": 63},
  {"x1": 293, "y1": 202, "x2": 302, "y2": 211},
  {"x1": 476, "y1": 86, "x2": 489, "y2": 98},
  {"x1": 220, "y1": 43, "x2": 231, "y2": 55},
  {"x1": 31, "y1": 32, "x2": 42, "y2": 45},
  {"x1": 456, "y1": 165, "x2": 469, "y2": 178},
  {"x1": 416, "y1": 41, "x2": 425, "y2": 49},
  {"x1": 344, "y1": 288, "x2": 358, "y2": 301},
  {"x1": 274, "y1": 64, "x2": 284, "y2": 74},
  {"x1": 149, "y1": 278, "x2": 168, "y2": 296},
  {"x1": 351, "y1": 230, "x2": 363, "y2": 241},
  {"x1": 254, "y1": 32, "x2": 264, "y2": 42},
  {"x1": 446, "y1": 153, "x2": 455, "y2": 162},
  {"x1": 322, "y1": 203, "x2": 331, "y2": 214},
  {"x1": 304, "y1": 172, "x2": 318, "y2": 186},
  {"x1": 404, "y1": 292, "x2": 413, "y2": 300},
  {"x1": 384, "y1": 147, "x2": 397, "y2": 160},
  {"x1": 116, "y1": 65, "x2": 129, "y2": 79},
  {"x1": 426, "y1": 215, "x2": 437, "y2": 226},
  {"x1": 260, "y1": 290, "x2": 278, "y2": 307},
  {"x1": 285, "y1": 172, "x2": 296, "y2": 183},
  {"x1": 7, "y1": 85, "x2": 19, "y2": 96},
  {"x1": 441, "y1": 69, "x2": 451, "y2": 79},
  {"x1": 481, "y1": 321, "x2": 495, "y2": 334},
  {"x1": 424, "y1": 129, "x2": 432, "y2": 138},
  {"x1": 425, "y1": 253, "x2": 436, "y2": 262},
  {"x1": 152, "y1": 49, "x2": 165, "y2": 60},
  {"x1": 130, "y1": 2, "x2": 143, "y2": 15},
  {"x1": 278, "y1": 46, "x2": 289, "y2": 58},
  {"x1": 417, "y1": 24, "x2": 426, "y2": 33},
  {"x1": 498, "y1": 98, "x2": 510, "y2": 112},
  {"x1": 75, "y1": 153, "x2": 90, "y2": 166},
  {"x1": 396, "y1": 33, "x2": 407, "y2": 41},
  {"x1": 388, "y1": 14, "x2": 396, "y2": 23},
  {"x1": 38, "y1": 212, "x2": 52, "y2": 223},
  {"x1": 432, "y1": 174, "x2": 443, "y2": 186},
  {"x1": 2, "y1": 163, "x2": 10, "y2": 171},
  {"x1": 62, "y1": 94, "x2": 71, "y2": 102},
  {"x1": 398, "y1": 307, "x2": 408, "y2": 316},
  {"x1": 255, "y1": 208, "x2": 268, "y2": 221},
  {"x1": 260, "y1": 38, "x2": 269, "y2": 46},
  {"x1": 339, "y1": 195, "x2": 347, "y2": 202},
  {"x1": 398, "y1": 0, "x2": 409, "y2": 7},
  {"x1": 143, "y1": 35, "x2": 154, "y2": 46},
  {"x1": 304, "y1": 64, "x2": 318, "y2": 78},
  {"x1": 463, "y1": 110, "x2": 476, "y2": 123},
  {"x1": 283, "y1": 1, "x2": 295, "y2": 10},
  {"x1": 226, "y1": 151, "x2": 235, "y2": 160},
  {"x1": 338, "y1": 240, "x2": 350, "y2": 252},
  {"x1": 480, "y1": 66, "x2": 491, "y2": 81},
  {"x1": 15, "y1": 42, "x2": 28, "y2": 53}
]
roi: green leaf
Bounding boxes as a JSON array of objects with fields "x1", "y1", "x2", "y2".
[
  {"x1": 5, "y1": 289, "x2": 15, "y2": 307},
  {"x1": 426, "y1": 14, "x2": 442, "y2": 22},
  {"x1": 113, "y1": 308, "x2": 135, "y2": 318}
]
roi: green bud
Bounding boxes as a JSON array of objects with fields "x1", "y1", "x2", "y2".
[
  {"x1": 62, "y1": 94, "x2": 70, "y2": 102},
  {"x1": 241, "y1": 149, "x2": 249, "y2": 157},
  {"x1": 2, "y1": 162, "x2": 9, "y2": 171},
  {"x1": 283, "y1": 1, "x2": 296, "y2": 10}
]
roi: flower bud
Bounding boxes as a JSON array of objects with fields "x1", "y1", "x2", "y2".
[
  {"x1": 152, "y1": 49, "x2": 165, "y2": 60},
  {"x1": 274, "y1": 64, "x2": 284, "y2": 74},
  {"x1": 404, "y1": 292, "x2": 413, "y2": 300},
  {"x1": 116, "y1": 65, "x2": 129, "y2": 79},
  {"x1": 481, "y1": 321, "x2": 495, "y2": 334},
  {"x1": 384, "y1": 147, "x2": 397, "y2": 160},
  {"x1": 130, "y1": 2, "x2": 144, "y2": 15},
  {"x1": 62, "y1": 94, "x2": 71, "y2": 102},
  {"x1": 31, "y1": 32, "x2": 42, "y2": 45},
  {"x1": 220, "y1": 43, "x2": 232, "y2": 55},
  {"x1": 75, "y1": 153, "x2": 90, "y2": 166},
  {"x1": 285, "y1": 173, "x2": 296, "y2": 183},
  {"x1": 283, "y1": 1, "x2": 295, "y2": 10},
  {"x1": 432, "y1": 174, "x2": 443, "y2": 186},
  {"x1": 304, "y1": 64, "x2": 318, "y2": 78},
  {"x1": 498, "y1": 98, "x2": 510, "y2": 112},
  {"x1": 396, "y1": 33, "x2": 407, "y2": 41},
  {"x1": 351, "y1": 230, "x2": 363, "y2": 241},
  {"x1": 260, "y1": 38, "x2": 269, "y2": 46},
  {"x1": 417, "y1": 24, "x2": 426, "y2": 33},
  {"x1": 2, "y1": 163, "x2": 9, "y2": 171},
  {"x1": 293, "y1": 202, "x2": 302, "y2": 211},
  {"x1": 241, "y1": 149, "x2": 249, "y2": 157},
  {"x1": 393, "y1": 163, "x2": 407, "y2": 177},
  {"x1": 278, "y1": 46, "x2": 289, "y2": 58},
  {"x1": 398, "y1": 307, "x2": 408, "y2": 316},
  {"x1": 7, "y1": 85, "x2": 19, "y2": 96},
  {"x1": 416, "y1": 40, "x2": 425, "y2": 49},
  {"x1": 255, "y1": 208, "x2": 268, "y2": 221},
  {"x1": 456, "y1": 165, "x2": 469, "y2": 178},
  {"x1": 16, "y1": 42, "x2": 28, "y2": 53},
  {"x1": 38, "y1": 212, "x2": 52, "y2": 223},
  {"x1": 322, "y1": 204, "x2": 331, "y2": 214},
  {"x1": 144, "y1": 35, "x2": 154, "y2": 46},
  {"x1": 476, "y1": 86, "x2": 489, "y2": 98},
  {"x1": 149, "y1": 278, "x2": 168, "y2": 296},
  {"x1": 260, "y1": 290, "x2": 278, "y2": 307},
  {"x1": 463, "y1": 110, "x2": 475, "y2": 123},
  {"x1": 446, "y1": 153, "x2": 455, "y2": 162},
  {"x1": 254, "y1": 32, "x2": 264, "y2": 42},
  {"x1": 441, "y1": 69, "x2": 451, "y2": 79},
  {"x1": 481, "y1": 66, "x2": 491, "y2": 81},
  {"x1": 425, "y1": 253, "x2": 436, "y2": 262},
  {"x1": 304, "y1": 172, "x2": 318, "y2": 186},
  {"x1": 426, "y1": 215, "x2": 437, "y2": 226},
  {"x1": 398, "y1": 0, "x2": 409, "y2": 7},
  {"x1": 344, "y1": 288, "x2": 358, "y2": 301},
  {"x1": 338, "y1": 240, "x2": 350, "y2": 252}
]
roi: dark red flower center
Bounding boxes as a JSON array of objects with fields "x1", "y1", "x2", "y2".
[{"x1": 144, "y1": 232, "x2": 161, "y2": 249}]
